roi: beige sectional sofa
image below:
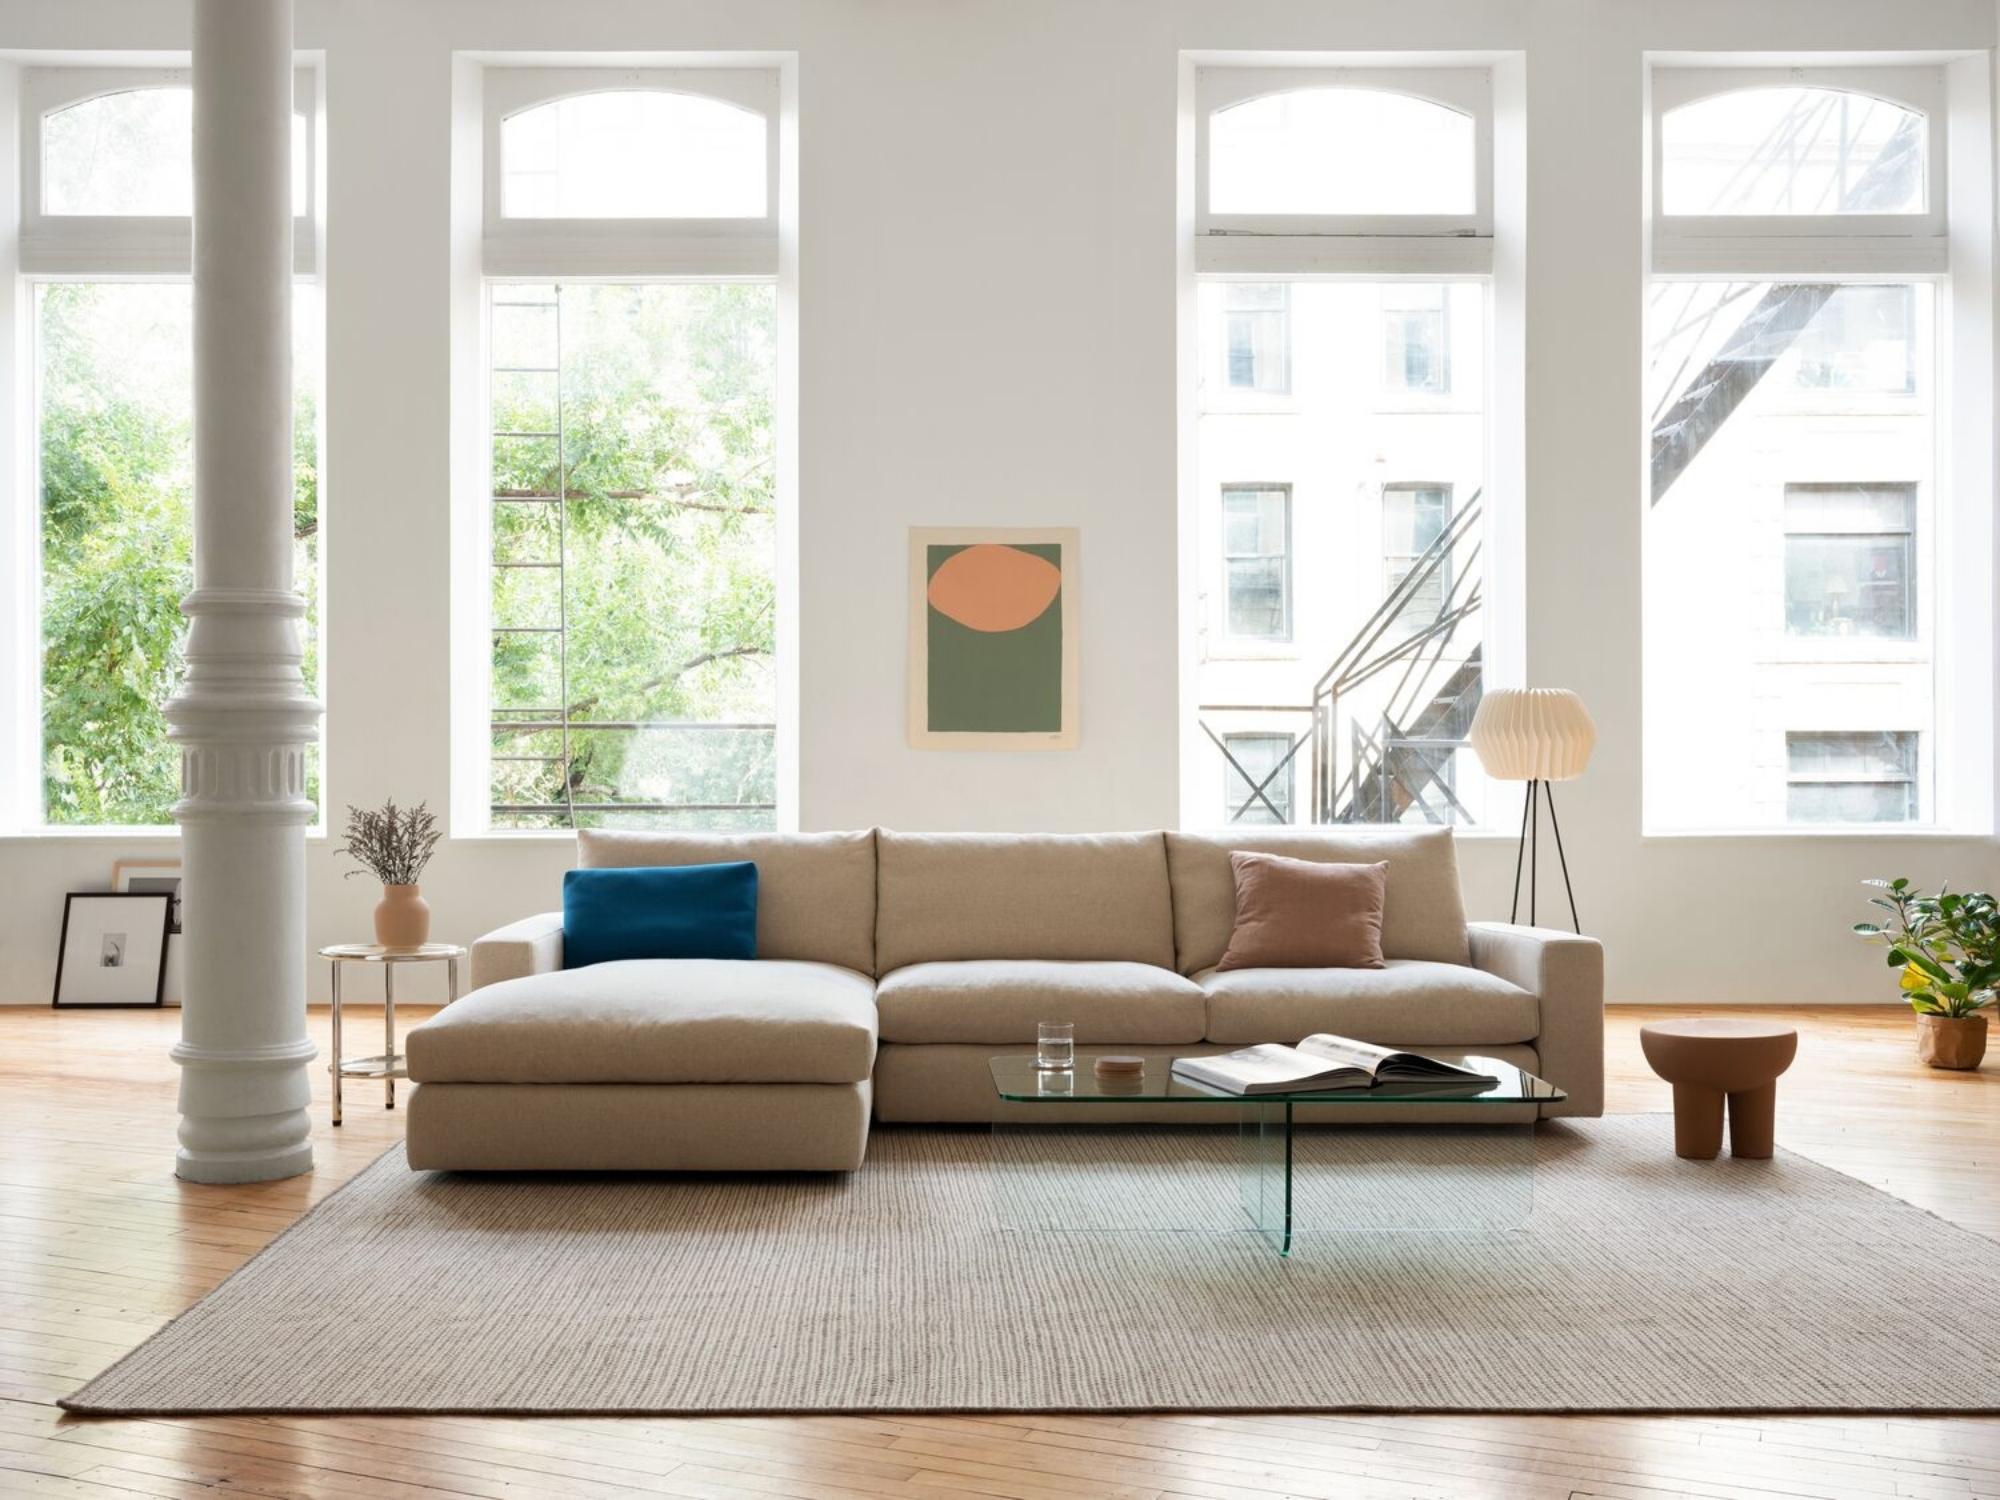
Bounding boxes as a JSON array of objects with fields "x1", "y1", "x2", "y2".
[{"x1": 403, "y1": 826, "x2": 1602, "y2": 1171}]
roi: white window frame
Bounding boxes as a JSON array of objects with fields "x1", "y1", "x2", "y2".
[
  {"x1": 20, "y1": 65, "x2": 320, "y2": 276},
  {"x1": 1642, "y1": 54, "x2": 1992, "y2": 837},
  {"x1": 1195, "y1": 66, "x2": 1493, "y2": 276},
  {"x1": 481, "y1": 66, "x2": 779, "y2": 278},
  {"x1": 1649, "y1": 65, "x2": 1946, "y2": 275}
]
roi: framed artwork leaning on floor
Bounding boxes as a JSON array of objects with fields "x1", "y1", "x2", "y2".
[{"x1": 53, "y1": 893, "x2": 172, "y2": 1009}]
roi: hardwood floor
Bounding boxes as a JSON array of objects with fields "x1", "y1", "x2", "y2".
[{"x1": 2, "y1": 1002, "x2": 1996, "y2": 1499}]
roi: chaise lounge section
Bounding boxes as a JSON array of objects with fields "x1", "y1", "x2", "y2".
[{"x1": 404, "y1": 826, "x2": 1602, "y2": 1170}]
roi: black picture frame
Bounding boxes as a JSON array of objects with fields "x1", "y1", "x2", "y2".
[{"x1": 52, "y1": 892, "x2": 172, "y2": 1009}]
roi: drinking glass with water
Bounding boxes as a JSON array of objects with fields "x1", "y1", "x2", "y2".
[{"x1": 1037, "y1": 1021, "x2": 1075, "y2": 1071}]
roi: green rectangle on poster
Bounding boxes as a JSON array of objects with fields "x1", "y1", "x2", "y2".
[{"x1": 925, "y1": 542, "x2": 1064, "y2": 734}]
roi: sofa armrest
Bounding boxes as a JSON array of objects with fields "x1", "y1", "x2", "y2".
[
  {"x1": 1468, "y1": 921, "x2": 1603, "y2": 1118},
  {"x1": 470, "y1": 911, "x2": 564, "y2": 992}
]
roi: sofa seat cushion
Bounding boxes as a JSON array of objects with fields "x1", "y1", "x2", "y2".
[
  {"x1": 406, "y1": 959, "x2": 876, "y2": 1085},
  {"x1": 875, "y1": 960, "x2": 1205, "y2": 1045},
  {"x1": 1200, "y1": 960, "x2": 1538, "y2": 1047}
]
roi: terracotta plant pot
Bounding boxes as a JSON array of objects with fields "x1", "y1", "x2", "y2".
[
  {"x1": 373, "y1": 884, "x2": 431, "y2": 950},
  {"x1": 1916, "y1": 1013, "x2": 1988, "y2": 1071}
]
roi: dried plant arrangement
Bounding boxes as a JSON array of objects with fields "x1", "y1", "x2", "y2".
[{"x1": 336, "y1": 800, "x2": 443, "y2": 887}]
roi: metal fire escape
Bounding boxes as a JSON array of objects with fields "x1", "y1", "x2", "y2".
[
  {"x1": 1201, "y1": 489, "x2": 1485, "y2": 828},
  {"x1": 1311, "y1": 491, "x2": 1484, "y2": 825}
]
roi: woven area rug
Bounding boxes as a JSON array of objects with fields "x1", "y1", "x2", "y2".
[{"x1": 64, "y1": 1117, "x2": 2000, "y2": 1416}]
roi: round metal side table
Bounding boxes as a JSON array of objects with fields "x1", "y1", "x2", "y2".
[{"x1": 320, "y1": 943, "x2": 466, "y2": 1126}]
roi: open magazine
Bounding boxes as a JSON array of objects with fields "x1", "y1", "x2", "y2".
[{"x1": 1171, "y1": 1034, "x2": 1498, "y2": 1096}]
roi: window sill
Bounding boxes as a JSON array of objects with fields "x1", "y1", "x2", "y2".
[
  {"x1": 450, "y1": 830, "x2": 579, "y2": 844},
  {"x1": 1763, "y1": 644, "x2": 1926, "y2": 663},
  {"x1": 1202, "y1": 399, "x2": 1301, "y2": 416},
  {"x1": 1641, "y1": 825, "x2": 1990, "y2": 841},
  {"x1": 0, "y1": 827, "x2": 331, "y2": 844},
  {"x1": 1204, "y1": 645, "x2": 1301, "y2": 662},
  {"x1": 1371, "y1": 396, "x2": 1463, "y2": 413},
  {"x1": 1181, "y1": 822, "x2": 1519, "y2": 838}
]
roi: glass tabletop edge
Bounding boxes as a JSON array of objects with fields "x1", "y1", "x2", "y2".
[{"x1": 987, "y1": 1052, "x2": 1565, "y2": 1105}]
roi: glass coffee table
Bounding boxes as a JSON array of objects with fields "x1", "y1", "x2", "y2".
[{"x1": 989, "y1": 1053, "x2": 1565, "y2": 1255}]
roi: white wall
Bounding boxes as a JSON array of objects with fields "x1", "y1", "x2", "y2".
[{"x1": 0, "y1": 0, "x2": 1994, "y2": 1009}]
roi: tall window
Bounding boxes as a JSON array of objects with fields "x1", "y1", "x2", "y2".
[
  {"x1": 478, "y1": 68, "x2": 782, "y2": 832},
  {"x1": 1192, "y1": 66, "x2": 1495, "y2": 830},
  {"x1": 18, "y1": 71, "x2": 323, "y2": 829},
  {"x1": 1645, "y1": 64, "x2": 1950, "y2": 831}
]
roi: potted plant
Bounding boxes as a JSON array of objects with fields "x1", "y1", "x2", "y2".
[
  {"x1": 337, "y1": 800, "x2": 443, "y2": 950},
  {"x1": 1855, "y1": 878, "x2": 1999, "y2": 1070}
]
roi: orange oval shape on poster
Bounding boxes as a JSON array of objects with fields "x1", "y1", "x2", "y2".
[{"x1": 927, "y1": 544, "x2": 1062, "y2": 633}]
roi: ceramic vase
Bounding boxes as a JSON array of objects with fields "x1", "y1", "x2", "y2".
[{"x1": 374, "y1": 884, "x2": 431, "y2": 950}]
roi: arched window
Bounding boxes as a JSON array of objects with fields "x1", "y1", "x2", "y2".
[
  {"x1": 1207, "y1": 86, "x2": 1476, "y2": 217},
  {"x1": 1660, "y1": 86, "x2": 1926, "y2": 217},
  {"x1": 499, "y1": 90, "x2": 767, "y2": 219},
  {"x1": 42, "y1": 85, "x2": 309, "y2": 218},
  {"x1": 1188, "y1": 63, "x2": 1501, "y2": 833},
  {"x1": 472, "y1": 64, "x2": 787, "y2": 835}
]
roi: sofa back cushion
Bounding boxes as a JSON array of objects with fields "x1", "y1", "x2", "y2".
[
  {"x1": 577, "y1": 829, "x2": 877, "y2": 975},
  {"x1": 1166, "y1": 827, "x2": 1470, "y2": 973},
  {"x1": 875, "y1": 831, "x2": 1174, "y2": 970}
]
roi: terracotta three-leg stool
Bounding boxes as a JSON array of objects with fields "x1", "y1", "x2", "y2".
[{"x1": 1638, "y1": 1018, "x2": 1798, "y2": 1160}]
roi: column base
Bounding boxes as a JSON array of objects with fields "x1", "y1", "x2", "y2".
[
  {"x1": 175, "y1": 1038, "x2": 316, "y2": 1183},
  {"x1": 176, "y1": 1130, "x2": 315, "y2": 1185}
]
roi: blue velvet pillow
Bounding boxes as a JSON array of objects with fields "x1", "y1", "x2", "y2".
[{"x1": 561, "y1": 862, "x2": 758, "y2": 969}]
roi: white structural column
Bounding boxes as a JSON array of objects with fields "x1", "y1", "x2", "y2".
[{"x1": 167, "y1": 0, "x2": 321, "y2": 1184}]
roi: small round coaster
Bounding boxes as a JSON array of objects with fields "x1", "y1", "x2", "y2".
[{"x1": 1094, "y1": 1054, "x2": 1145, "y2": 1077}]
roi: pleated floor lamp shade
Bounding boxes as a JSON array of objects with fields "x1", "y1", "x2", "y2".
[{"x1": 1468, "y1": 689, "x2": 1597, "y2": 782}]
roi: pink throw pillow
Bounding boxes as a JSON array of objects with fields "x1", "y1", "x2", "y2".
[{"x1": 1214, "y1": 852, "x2": 1388, "y2": 971}]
